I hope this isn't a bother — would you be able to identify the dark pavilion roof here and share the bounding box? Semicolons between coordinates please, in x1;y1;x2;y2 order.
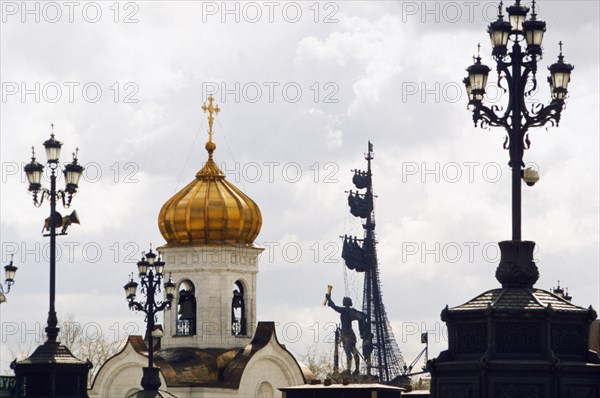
15;342;90;366
449;287;591;313
128;322;313;388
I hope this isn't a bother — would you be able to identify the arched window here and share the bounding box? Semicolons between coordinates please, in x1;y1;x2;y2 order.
176;280;196;336
232;280;246;336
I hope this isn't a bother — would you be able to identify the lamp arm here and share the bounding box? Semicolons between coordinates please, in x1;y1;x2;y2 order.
129;300;145;312
139;277;151;293
524;100;564;129
56;190;74;209
155;301;172;313
496;59;512;96
521;60;538;99
32;189;50;207
473;103;510;130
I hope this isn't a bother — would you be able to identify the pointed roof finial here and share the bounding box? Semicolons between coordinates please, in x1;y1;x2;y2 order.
531;0;537;18
31;146;36;160
498;1;504;18
50;123;55;137
474;43;482;64
202;96;221;158
559;41;563;55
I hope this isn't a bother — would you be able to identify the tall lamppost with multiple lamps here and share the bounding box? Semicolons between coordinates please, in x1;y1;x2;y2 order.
429;1;600;396
0;255;17;304
11;125;91;398
124;246;177;397
463;0;577;287
464;0;573;243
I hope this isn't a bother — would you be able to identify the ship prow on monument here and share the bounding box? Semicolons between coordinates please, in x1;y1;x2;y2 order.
324;142;428;388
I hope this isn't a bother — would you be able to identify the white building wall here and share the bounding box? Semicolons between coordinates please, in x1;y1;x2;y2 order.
159;244;262;350
89;344;167;398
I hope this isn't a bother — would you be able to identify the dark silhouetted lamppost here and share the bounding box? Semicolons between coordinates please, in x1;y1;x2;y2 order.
12;124;91;398
0;255;17;304
124;246;176;395
24;125;84;342
464;0;573;242
429;2;599;397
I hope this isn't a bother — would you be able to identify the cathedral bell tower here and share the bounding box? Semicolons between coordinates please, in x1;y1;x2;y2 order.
157;97;263;350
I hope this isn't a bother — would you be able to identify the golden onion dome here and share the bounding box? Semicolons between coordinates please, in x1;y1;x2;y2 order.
158;97;262;245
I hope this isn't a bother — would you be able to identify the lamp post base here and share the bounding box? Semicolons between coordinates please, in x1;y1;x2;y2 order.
495;240;539;288
141;367;162;391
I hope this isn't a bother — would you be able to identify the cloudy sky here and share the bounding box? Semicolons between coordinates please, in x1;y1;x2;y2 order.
1;0;598;376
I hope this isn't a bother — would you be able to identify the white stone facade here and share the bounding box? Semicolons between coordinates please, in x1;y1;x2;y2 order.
159;244;262;350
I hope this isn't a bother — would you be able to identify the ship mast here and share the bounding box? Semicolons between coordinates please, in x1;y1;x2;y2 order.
342;141;404;383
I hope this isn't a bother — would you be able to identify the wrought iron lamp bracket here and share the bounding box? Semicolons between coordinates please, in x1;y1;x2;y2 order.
524;100;564;129
32;189;49;207
473;103;509;130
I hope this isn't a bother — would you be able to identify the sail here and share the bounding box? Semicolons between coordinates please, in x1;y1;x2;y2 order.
342;235;370;272
348;191;372;219
353;170;370;189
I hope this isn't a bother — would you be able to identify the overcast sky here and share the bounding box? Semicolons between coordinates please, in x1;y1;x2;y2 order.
1;0;598;376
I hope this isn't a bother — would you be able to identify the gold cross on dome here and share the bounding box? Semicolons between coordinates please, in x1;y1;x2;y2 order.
202;96;220;144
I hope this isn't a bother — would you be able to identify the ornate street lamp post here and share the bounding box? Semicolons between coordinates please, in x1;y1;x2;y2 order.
12;125;90;398
0;255;18;304
464;0;573;242
124;246;176;395
429;3;599;396
23;125;84;342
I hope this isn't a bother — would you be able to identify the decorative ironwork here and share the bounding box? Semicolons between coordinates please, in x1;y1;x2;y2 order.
454;323;487;354
551;324;585;355
176;286;197;336
124;247;176;393
12;126;90;398
429;2;600;396
496;323;542;354
464;0;574;241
